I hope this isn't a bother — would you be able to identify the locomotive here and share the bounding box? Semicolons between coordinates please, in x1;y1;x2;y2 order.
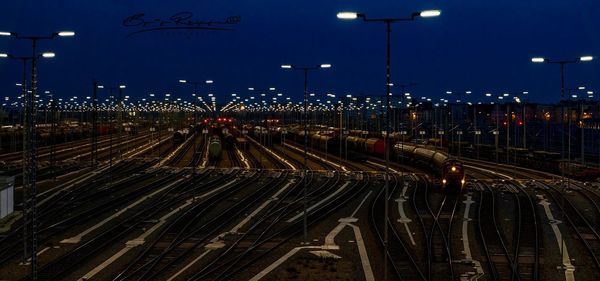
208;136;222;160
173;129;189;145
394;143;466;193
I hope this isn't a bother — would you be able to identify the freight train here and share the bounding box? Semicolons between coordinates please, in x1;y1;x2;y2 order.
287;127;466;193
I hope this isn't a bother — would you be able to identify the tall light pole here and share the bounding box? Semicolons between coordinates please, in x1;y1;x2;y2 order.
531;56;594;162
117;85;126;160
1;30;74;281
397;82;418;132
281;63;331;244
44;90;56;181
567;86;588;165
445;90;471;155
248;87;276;149
92;81;99;168
97;84;124;179
179;79;213;172
1;51;55;266
531;54;594;264
179;79;214;123
337;9;440;280
504;93;511;164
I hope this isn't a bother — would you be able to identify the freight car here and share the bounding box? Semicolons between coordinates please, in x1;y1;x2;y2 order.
365;138;385;156
309;134;368;162
252;126;281;146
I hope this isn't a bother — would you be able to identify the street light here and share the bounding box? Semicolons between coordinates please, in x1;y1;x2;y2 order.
179;78;214;120
57;31;75;37
1;29;74;280
336;12;359;19
281;63;331;244
531;57;545;63
531;55;594;99
531;54;594;264
248;87;276;149
338;10;440;280
1;50;56;266
445;90;472;155
95;84;124;172
531;55;594;166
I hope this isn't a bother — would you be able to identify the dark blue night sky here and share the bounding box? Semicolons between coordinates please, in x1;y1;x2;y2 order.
0;0;598;104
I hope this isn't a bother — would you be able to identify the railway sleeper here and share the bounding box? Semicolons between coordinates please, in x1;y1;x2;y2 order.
432;240;449;262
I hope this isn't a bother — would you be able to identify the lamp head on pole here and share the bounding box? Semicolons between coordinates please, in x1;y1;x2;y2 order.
336;12;359;20
419;10;441;18
56;31;75;37
531;57;545;63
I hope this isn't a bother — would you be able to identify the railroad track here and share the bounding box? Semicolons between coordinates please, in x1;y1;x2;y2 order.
1;130;160;164
191;171;369;280
476;182;519;280
408;174;459;280
370;172;425;281
539;181;600;273
244;147;262;169
165;133;197;167
157;170;294;279
467;156;600;279
189;136;205;168
227;148;242;167
428;193;460;280
21;169;215;280
576;185;600;231
112;169;266;280
0;131;167;186
0;129;151;162
511;180;541;281
277;141;341;171
1;171;180;265
0;160;155;263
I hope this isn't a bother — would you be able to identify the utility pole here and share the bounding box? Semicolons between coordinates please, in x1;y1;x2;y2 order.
91;81;98;168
